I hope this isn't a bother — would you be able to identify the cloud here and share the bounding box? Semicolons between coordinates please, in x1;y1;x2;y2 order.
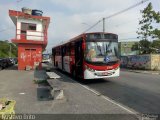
0;3;16;40
43;0;152;50
0;0;158;51
50;0;139;14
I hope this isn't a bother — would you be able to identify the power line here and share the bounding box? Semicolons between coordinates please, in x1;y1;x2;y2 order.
104;0;149;19
107;18;139;30
83;0;149;33
83;20;102;33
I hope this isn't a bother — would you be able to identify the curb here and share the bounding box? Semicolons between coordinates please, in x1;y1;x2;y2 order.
126;70;160;75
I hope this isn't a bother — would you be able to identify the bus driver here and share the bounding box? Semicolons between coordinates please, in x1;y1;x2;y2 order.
86;48;96;61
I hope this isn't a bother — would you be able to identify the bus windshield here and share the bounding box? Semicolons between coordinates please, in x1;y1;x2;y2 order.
85;41;119;64
42;54;50;59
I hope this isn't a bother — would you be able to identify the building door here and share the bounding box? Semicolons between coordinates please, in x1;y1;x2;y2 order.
25;49;32;67
25;49;37;69
75;40;83;78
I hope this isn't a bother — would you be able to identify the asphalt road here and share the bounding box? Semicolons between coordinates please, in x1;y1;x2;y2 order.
43;63;160;114
82;70;160;114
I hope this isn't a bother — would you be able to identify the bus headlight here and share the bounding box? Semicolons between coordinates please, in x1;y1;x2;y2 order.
114;67;119;70
85;65;95;72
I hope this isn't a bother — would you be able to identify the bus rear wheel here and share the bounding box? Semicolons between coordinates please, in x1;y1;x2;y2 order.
0;66;2;70
72;69;76;79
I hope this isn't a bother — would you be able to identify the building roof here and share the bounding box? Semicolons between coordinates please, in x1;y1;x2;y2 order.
9;10;50;27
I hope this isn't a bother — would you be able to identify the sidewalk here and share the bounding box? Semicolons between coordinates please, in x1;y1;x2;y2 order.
0;65;136;115
121;68;160;75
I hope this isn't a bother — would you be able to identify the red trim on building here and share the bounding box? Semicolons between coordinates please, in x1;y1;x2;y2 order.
9;9;50;48
9;9;50;70
9;10;50;22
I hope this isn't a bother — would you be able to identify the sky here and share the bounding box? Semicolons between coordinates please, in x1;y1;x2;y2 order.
0;0;160;52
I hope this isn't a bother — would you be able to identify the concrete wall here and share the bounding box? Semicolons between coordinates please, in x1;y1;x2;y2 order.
121;54;160;70
151;55;160;70
18;44;42;70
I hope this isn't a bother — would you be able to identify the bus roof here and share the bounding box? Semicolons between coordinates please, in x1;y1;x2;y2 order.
52;32;118;49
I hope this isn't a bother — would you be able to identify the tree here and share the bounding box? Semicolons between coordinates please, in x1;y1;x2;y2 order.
0;40;18;58
131;40;152;54
139;40;152;54
131;42;139;51
137;2;160;54
137;2;154;41
151;11;160;39
152;28;160;39
151;40;160;53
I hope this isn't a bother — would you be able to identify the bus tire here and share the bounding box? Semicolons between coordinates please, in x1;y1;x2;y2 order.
56;62;58;67
0;66;2;70
72;67;76;79
73;70;76;78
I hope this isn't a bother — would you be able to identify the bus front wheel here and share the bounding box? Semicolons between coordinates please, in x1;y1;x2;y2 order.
72;68;76;79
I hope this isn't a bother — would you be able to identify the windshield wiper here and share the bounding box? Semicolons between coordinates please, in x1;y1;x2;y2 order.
105;42;112;55
95;42;103;56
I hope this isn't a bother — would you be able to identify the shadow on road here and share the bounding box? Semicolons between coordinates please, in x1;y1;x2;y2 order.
52;68;109;85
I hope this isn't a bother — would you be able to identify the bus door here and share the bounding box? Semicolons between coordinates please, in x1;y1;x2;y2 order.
62;47;64;70
75;40;83;77
52;49;56;66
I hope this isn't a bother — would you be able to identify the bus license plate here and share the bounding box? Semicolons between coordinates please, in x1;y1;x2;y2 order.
102;72;108;75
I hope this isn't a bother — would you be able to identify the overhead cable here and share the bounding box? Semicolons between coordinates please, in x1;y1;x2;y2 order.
83;0;149;33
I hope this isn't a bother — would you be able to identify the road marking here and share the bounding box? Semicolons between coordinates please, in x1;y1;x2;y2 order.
125;70;160;75
80;84;138;114
54;70;138;114
80;84;101;96
101;95;136;114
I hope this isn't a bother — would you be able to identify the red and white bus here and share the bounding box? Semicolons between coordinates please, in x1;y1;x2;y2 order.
52;32;120;79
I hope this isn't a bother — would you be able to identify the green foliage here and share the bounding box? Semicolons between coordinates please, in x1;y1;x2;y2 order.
151;40;160;53
152;29;160;39
152;40;160;48
131;42;139;51
139;40;152;54
132;40;160;54
0;40;18;58
136;2;160;54
137;3;154;40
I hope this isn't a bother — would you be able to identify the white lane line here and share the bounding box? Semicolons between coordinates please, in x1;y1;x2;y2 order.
80;84;138;114
55;70;138;114
80;84;101;96
101;95;136;114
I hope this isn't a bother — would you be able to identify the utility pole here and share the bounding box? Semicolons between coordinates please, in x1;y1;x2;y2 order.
103;18;105;33
103;18;105;38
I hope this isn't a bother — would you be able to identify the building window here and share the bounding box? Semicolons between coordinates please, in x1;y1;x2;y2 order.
28;24;36;31
21;23;28;34
21;23;37;31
